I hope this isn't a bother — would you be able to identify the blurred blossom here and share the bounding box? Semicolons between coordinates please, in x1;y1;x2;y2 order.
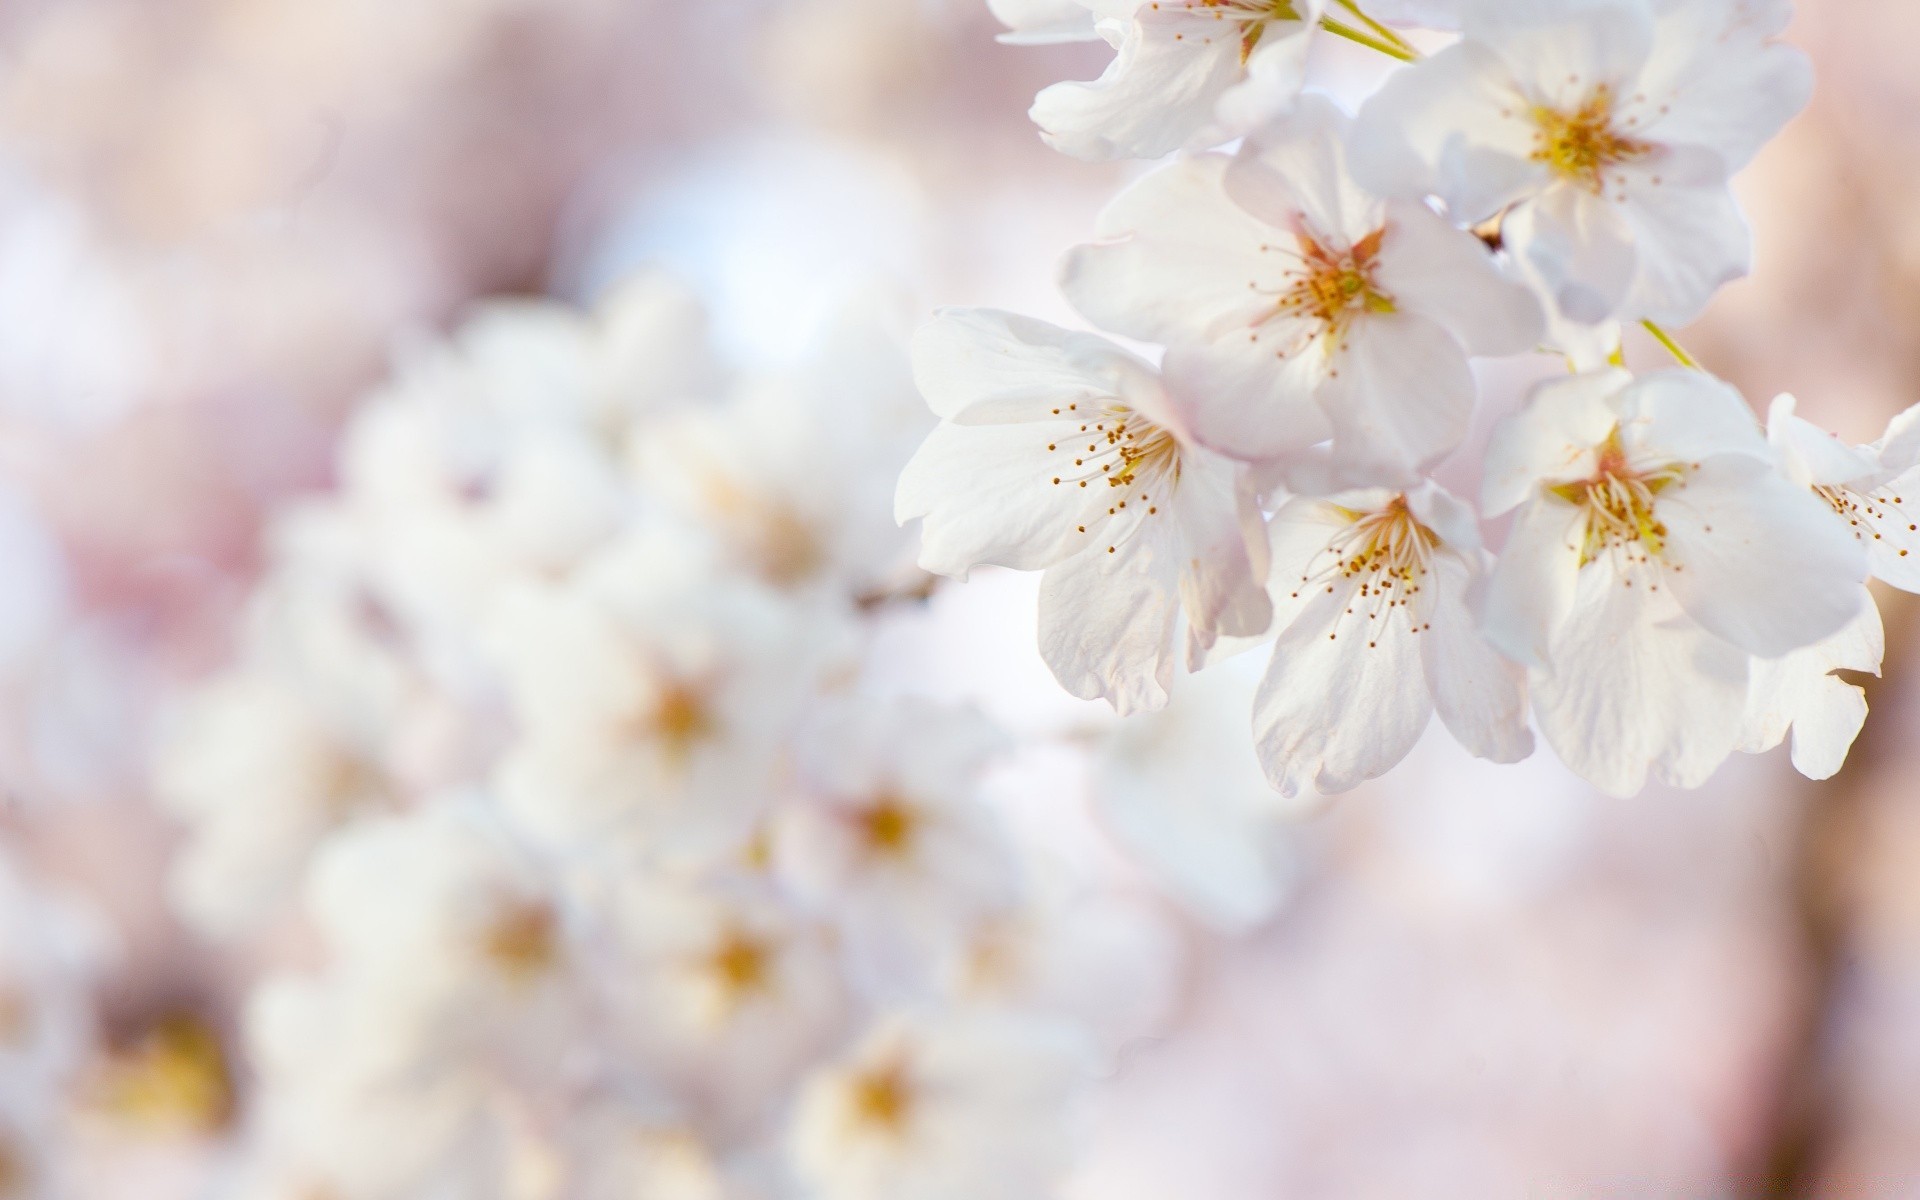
6;0;1920;1196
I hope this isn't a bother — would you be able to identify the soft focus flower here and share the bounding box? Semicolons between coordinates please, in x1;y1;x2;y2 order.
1352;0;1811;324
897;308;1270;713
1061;97;1541;488
772;698;1019;990
489;524;835;861
787;1010;1094;1200
1480;368;1864;793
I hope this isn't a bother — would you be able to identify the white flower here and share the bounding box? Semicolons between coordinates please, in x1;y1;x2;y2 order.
1480;368;1864;795
1734;392;1920;779
1060;97;1541;490
787;1010;1094;1200
1255;483;1533;796
636;304;932;597
1766;394;1920;591
596;873;849;1134
1739;592;1880;781
488;524;835;860
1024;0;1329;161
896;308;1271;714
1093;664;1311;934
1351;0;1811;325
302;801;584;1079
771;698;1018;993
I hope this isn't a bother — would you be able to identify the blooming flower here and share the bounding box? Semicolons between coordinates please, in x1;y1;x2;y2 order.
488;523;836;860
1016;0;1329;161
1351;0;1811;324
771;698;1019;990
787;1010;1094;1200
896;308;1271;714
636;304;932;598
1060;96;1541;489
1254;483;1532;795
1480;368;1864;795
1735;393;1920;778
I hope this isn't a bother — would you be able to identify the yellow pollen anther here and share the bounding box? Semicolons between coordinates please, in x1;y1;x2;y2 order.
1548;429;1684;567
855;794;919;857
849;1061;914;1135
483;900;561;981
1531;87;1650;193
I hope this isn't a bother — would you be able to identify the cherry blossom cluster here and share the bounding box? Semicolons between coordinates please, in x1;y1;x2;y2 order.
151;279;1180;1198
905;0;1920;796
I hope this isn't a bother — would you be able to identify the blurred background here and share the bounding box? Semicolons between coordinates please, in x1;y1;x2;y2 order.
1;0;1919;1195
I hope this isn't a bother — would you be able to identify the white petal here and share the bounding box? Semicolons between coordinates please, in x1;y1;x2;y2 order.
1225;94;1380;247
1423;554;1534;763
991;0;1099;43
1480;497;1587;668
1506;183;1639;324
1162;334;1334;464
1740;587;1881;781
1212;4;1324;136
1765;393;1878;489
1349;41;1544;220
1532;560;1747;796
1617;171;1750;326
1037;538;1181;714
1172;451;1272;654
1253;584;1433;796
1659;455;1867;657
1630;9;1810;172
1060;154;1283;346
896;421;1114;575
1857;478;1920;593
1029;8;1249;160
1373;199;1544;356
1464;0;1655;108
1618;368;1769;466
1480;368;1627;516
1314;310;1476;486
910;308;1152;424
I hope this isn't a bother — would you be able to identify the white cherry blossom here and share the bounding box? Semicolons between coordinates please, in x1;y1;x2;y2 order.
896;308;1271;714
1735;392;1920;779
1352;0;1812;325
771;698;1019;992
488;523;836;860
1022;0;1330;161
1060;96;1542;490
1767;393;1920;591
1480;368;1864;795
787;1010;1094;1200
1255;482;1532;795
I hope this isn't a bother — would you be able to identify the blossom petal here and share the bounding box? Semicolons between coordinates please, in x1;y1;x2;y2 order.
1532;561;1748;796
1480;497;1587;669
1349;40;1544;220
1225;93;1380;246
896;420;1114;575
1506;183;1639;324
1481;368;1628;516
1029;9;1249;160
910;308;1151;425
1423;554;1534;763
1037;539;1181;714
1740;587;1881;781
1253;584;1433;796
1060;154;1284;346
1314;311;1476;486
1659;454;1867;657
1373;198;1544;356
1617;171;1750;326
